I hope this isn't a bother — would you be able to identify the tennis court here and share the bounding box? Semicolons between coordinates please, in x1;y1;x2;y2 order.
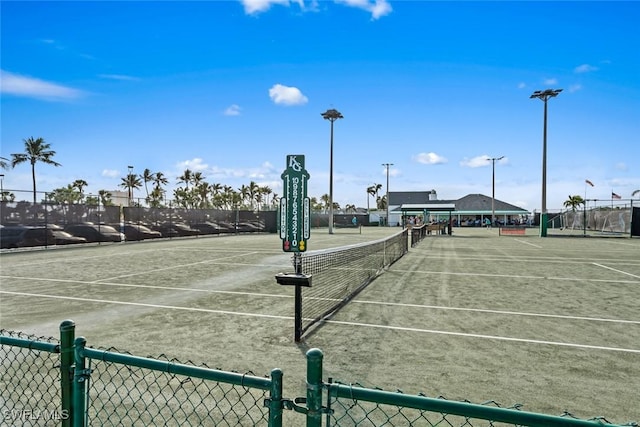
1;228;639;424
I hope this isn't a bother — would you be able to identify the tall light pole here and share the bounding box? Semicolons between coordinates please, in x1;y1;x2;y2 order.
127;165;134;206
321;108;343;234
382;163;393;226
530;88;562;237
488;156;504;227
0;174;4;202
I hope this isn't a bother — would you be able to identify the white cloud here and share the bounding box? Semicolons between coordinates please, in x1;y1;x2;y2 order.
240;0;388;17
0;69;85;101
414;152;447;165
460;155;508;168
268;83;308;106
176;158;209;172
102;169;120;178
98;74;140;81
574;64;598;73
240;0;296;14
615;162;627;171
568;84;582;93
517;82;526;89
336;0;392;19
224;104;242;116
543;78;558;86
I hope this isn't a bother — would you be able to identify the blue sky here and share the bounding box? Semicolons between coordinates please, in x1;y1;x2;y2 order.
2;0;639;212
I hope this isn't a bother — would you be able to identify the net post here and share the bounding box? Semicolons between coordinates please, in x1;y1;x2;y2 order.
294;253;303;342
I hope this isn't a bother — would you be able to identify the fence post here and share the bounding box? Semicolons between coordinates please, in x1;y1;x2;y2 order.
306;348;323;427
59;320;75;427
73;337;88;427
268;368;284;427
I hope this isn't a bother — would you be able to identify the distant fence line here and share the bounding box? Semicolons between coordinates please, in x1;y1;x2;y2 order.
0;200;374;231
1;321;636;427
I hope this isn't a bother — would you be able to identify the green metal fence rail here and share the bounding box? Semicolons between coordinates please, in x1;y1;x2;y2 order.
72;336;282;426
325;382;627;427
0;320;75;426
2;323;637;427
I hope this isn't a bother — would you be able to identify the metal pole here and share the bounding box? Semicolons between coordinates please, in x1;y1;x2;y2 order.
329;119;334;234
488;156;504;227
542;99;548;218
321;109;343;234
383;163;393;226
59;320;75;427
531;89;562;237
306;348;324;427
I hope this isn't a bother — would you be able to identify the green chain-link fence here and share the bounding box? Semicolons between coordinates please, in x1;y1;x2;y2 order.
0;329;68;426
73;337;279;426
1;322;637;427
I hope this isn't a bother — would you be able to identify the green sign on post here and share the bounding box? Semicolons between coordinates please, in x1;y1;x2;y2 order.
280;155;310;252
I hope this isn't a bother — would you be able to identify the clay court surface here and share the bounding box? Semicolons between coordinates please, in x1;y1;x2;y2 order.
1;227;639;424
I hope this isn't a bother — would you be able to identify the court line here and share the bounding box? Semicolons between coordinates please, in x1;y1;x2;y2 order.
5;275;639;324
592;263;640;279
420;254;640;265
91;251;284;282
389;269;640;285
346;299;640;325
0;276;294;299
2;290;638;354
0;291;293;321
322;319;640;354
513;239;542;248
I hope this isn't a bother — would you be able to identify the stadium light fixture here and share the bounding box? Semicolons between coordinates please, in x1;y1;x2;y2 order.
383;163;393;226
488;156;504;227
530;88;562;237
321;108;343;234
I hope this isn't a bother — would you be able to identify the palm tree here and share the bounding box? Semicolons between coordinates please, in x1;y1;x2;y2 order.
632;190;640;198
11;137;62;203
367;184;382;211
98;190;113;206
377;194;387;210
0;156;9;170
141;168;155;201
246;181;260;210
345;204;357;213
195;182;211;208
192;171;205;187
563;195;585;212
72;179;88;202
177;169;193;189
239;184;251;209
320;194;330;213
120;173;142;205
153;171;169;190
259;186;272;210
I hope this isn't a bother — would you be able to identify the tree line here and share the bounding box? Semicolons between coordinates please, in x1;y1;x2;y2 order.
2;137;391;212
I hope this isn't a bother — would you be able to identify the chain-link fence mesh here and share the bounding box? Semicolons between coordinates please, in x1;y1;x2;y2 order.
326;381;636;427
0;330;66;426
82;348;271;426
2;328;637;427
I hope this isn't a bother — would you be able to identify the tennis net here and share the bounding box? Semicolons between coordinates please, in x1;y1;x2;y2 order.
297;229;409;338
